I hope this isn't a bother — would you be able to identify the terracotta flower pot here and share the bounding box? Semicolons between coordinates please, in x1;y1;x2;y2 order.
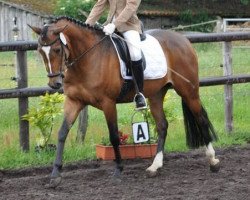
96;143;157;160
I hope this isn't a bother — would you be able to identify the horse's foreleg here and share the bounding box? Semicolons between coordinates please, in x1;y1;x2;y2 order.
146;95;168;177
48;98;82;188
102;100;123;177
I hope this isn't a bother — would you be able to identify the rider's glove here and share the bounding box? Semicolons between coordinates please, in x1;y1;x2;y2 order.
103;23;116;35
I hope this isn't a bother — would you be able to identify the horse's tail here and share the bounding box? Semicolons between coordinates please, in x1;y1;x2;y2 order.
181;100;217;149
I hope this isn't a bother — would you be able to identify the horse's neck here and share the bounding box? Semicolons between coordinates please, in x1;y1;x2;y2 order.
66;28;109;78
67;28;95;56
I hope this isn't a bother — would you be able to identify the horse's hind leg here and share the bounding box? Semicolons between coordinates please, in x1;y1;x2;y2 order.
182;97;220;172
146;91;168;176
205;142;220;172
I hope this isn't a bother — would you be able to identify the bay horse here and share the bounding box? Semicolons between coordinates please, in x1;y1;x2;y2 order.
29;16;220;188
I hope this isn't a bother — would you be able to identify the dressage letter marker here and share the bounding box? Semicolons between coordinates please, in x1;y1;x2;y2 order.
132;121;149;143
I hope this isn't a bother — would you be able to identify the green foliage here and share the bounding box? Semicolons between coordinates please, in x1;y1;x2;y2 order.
54;0;107;23
179;9;193;22
240;0;249;5
179;10;216;32
100;136;111;146
22;93;64;148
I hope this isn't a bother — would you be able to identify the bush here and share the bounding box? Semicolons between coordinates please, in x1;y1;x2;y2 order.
22;93;64;149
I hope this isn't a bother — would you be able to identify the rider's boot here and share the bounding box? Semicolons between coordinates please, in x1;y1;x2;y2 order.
131;59;147;110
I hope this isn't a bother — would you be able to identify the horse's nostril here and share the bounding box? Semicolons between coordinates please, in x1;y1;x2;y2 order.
55;82;62;89
48;82;62;89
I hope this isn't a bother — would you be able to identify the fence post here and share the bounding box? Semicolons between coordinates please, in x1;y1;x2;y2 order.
223;42;233;133
17;50;29;151
76;106;88;143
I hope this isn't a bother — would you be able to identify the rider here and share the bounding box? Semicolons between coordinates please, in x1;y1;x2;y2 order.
86;0;147;110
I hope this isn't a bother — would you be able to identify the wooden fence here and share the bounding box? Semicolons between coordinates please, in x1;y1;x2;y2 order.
0;0;49;42
0;31;250;151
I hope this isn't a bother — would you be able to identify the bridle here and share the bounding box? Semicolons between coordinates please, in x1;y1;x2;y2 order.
38;36;65;78
38;34;108;78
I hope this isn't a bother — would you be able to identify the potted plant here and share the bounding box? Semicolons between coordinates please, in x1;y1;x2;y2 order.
22;92;64;152
96;130;158;160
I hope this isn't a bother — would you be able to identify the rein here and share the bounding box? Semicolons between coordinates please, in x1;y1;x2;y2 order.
65;35;108;68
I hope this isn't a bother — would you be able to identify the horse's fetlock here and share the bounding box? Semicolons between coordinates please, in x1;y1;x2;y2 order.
54;163;63;170
110;137;120;147
117;164;124;172
58;134;68;142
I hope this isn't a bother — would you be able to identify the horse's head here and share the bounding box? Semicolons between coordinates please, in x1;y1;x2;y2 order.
29;23;69;89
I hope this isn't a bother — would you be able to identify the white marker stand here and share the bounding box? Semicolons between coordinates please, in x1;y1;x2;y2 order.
131;110;150;144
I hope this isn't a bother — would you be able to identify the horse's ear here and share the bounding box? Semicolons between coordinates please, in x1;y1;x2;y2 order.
28;24;42;35
52;25;68;35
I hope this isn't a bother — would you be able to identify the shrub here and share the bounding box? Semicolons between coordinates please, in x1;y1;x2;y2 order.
22;93;64;149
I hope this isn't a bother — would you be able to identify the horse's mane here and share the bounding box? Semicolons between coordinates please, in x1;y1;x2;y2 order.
48;16;103;32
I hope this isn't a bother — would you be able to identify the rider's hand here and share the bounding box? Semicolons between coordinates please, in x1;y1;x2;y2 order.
103;23;116;35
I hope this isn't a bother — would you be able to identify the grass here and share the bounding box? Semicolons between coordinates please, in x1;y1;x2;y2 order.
0;42;249;170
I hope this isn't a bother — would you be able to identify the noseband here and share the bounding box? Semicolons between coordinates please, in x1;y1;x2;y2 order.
38;36;66;78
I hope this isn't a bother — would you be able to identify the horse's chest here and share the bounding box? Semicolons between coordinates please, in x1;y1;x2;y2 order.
64;86;100;105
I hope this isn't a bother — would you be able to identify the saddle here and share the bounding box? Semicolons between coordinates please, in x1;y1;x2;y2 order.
111;33;146;102
110;26;168;101
111;32;146;77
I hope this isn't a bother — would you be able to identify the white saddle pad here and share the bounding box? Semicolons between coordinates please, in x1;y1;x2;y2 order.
111;34;168;80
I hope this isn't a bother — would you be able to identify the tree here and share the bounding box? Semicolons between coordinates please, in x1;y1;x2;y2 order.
54;0;107;22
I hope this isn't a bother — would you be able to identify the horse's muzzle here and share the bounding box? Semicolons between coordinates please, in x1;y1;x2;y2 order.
48;77;63;89
48;82;62;89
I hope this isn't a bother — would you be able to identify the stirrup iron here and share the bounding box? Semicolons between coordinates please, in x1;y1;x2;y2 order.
133;92;148;111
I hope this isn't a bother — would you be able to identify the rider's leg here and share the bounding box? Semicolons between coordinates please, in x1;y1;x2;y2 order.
122;30;147;110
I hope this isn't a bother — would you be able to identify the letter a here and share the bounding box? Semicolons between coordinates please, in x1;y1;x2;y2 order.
137;124;146;141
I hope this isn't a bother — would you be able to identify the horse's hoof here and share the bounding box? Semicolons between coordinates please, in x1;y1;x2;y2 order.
45;176;62;189
146;169;158;178
111;168;122;183
210;163;220;173
113;167;122;178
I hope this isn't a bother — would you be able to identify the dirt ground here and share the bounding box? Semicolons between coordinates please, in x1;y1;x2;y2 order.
0;144;249;200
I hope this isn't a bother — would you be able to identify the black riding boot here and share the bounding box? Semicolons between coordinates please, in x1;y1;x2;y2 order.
131;59;147;110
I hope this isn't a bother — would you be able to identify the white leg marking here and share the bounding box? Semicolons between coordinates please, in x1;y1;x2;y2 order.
146;151;163;173
41;46;52;73
205;143;220;166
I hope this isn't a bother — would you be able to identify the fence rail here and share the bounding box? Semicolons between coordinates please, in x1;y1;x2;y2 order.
0;74;249;99
186;31;250;43
0;40;37;51
0;87;62;99
1;31;250;51
0;31;250;151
